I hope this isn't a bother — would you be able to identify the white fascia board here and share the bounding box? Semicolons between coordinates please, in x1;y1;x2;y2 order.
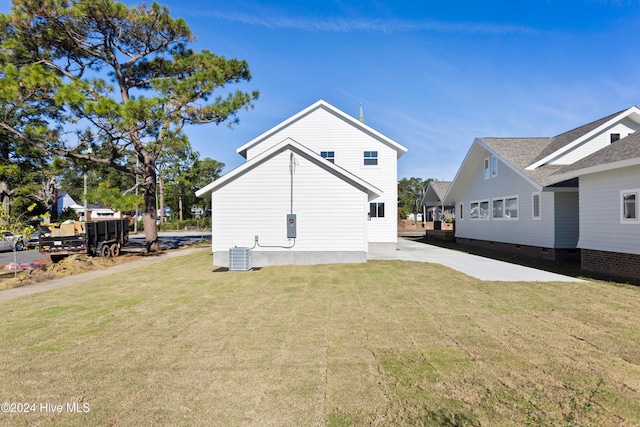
443;138;542;205
235;99;408;159
441;139;478;206
551;157;640;182
196;137;382;200
473;139;543;191
421;184;442;207
526;106;640;170
236;100;326;158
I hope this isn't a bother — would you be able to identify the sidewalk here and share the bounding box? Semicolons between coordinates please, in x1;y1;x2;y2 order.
369;238;584;282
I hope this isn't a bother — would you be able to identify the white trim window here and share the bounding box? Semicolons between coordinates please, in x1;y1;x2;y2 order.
363;151;378;166
505;196;518;219
470;200;489;220
491;196;518;220
492;198;504;219
532;192;541;220
483;157;490;179
320;151;335;163
621;189;639;223
491;156;498;177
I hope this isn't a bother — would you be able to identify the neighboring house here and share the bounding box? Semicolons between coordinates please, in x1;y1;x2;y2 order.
421;181;452;222
196;99;407;267
57;192;122;221
443;106;640;264
551;130;640;282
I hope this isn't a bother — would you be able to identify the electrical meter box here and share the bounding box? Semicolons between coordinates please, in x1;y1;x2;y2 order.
287;214;297;239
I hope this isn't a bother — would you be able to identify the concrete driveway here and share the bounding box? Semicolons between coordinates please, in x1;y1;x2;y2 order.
369;238;585;282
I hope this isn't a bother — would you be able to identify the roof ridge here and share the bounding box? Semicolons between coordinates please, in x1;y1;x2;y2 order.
552;108;626;139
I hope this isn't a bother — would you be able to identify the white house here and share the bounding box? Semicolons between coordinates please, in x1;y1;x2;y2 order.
421;181;452;222
444;106;640;263
551;130;640;282
57;192;122;221
196;100;407;267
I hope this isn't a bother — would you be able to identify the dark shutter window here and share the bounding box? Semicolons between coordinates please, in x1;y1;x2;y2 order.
369;202;385;218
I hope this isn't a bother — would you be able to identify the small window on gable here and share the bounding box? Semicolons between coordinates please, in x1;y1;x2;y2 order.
321;151;335;163
364;151;378;166
484;157;490;179
621;190;639;223
611;133;621;143
532;192;541;220
491;156;498;177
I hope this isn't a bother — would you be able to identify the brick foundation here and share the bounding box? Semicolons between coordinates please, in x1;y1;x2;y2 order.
456;238;580;263
581;249;640;284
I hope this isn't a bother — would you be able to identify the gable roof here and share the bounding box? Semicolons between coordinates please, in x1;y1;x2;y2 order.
421;181;452;207
551;130;640;180
196;138;382;201
526;106;640;170
236;99;408;159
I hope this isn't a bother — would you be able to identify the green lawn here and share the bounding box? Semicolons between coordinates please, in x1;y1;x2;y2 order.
1;249;639;426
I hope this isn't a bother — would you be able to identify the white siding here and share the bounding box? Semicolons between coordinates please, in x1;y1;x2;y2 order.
550;118;640;165
245;107;398;244
452;146;560;247
211;149;368;254
578;165;640;254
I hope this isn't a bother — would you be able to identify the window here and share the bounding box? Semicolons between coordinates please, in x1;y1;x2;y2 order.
490;196;518;219
491;156;498;177
611;133;621;143
459;203;464;220
364;151;378;166
369;202;385;218
320;151;335;163
532;192;541;220
470;202;478;219
470;200;489;220
621;189;639;223
484;157;490;179
492;199;504;219
505;197;518;218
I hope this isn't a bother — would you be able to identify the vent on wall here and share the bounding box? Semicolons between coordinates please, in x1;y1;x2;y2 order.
229;247;252;271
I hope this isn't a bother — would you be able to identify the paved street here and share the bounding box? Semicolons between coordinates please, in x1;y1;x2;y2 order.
0;231;211;267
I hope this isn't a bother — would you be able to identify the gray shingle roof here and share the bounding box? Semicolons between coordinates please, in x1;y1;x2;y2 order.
554;130;640;176
478;137;570;186
429;181;451;200
477;109;635;187
532;109;626;163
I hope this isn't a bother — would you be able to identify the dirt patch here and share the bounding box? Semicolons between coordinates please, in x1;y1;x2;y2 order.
0;253;144;290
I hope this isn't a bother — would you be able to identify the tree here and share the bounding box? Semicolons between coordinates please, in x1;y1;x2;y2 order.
398;177;433;220
0;203;37;277
0;0;258;252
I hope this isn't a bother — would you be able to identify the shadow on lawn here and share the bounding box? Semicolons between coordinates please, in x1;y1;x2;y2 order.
407;236;639;286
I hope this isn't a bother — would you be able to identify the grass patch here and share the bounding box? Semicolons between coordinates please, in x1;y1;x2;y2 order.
0;249;639;426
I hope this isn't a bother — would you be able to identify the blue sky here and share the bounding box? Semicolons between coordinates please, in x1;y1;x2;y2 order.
4;0;640;181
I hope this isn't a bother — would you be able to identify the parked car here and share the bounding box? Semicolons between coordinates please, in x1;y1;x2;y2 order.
0;231;28;252
27;232;39;249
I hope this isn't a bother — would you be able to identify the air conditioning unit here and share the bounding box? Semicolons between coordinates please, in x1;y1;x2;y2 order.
229;247;251;271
